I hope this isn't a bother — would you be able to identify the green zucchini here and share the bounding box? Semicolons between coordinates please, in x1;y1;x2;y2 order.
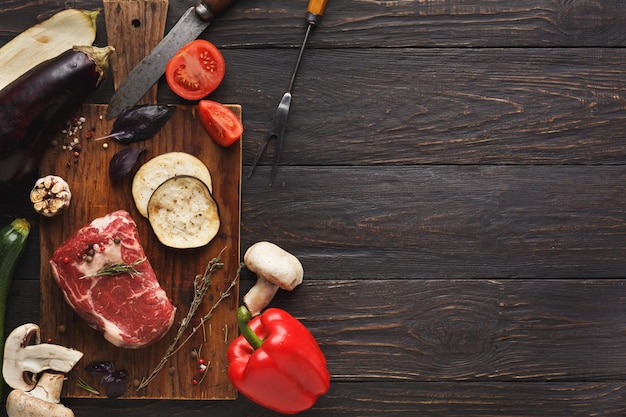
0;218;30;398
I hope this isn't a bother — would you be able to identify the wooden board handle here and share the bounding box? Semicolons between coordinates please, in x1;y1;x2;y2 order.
103;0;169;104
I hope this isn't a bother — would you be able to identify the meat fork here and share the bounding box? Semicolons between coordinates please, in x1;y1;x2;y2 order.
247;89;292;186
247;0;329;185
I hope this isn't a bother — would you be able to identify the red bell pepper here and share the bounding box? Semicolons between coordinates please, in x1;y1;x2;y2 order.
227;306;330;414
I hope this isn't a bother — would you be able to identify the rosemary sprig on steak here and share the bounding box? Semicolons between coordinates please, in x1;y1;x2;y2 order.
82;257;145;279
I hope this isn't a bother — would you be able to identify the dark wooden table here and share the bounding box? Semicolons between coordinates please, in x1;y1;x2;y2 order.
2;0;626;415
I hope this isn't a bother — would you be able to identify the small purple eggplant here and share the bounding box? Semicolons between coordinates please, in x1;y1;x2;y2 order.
0;46;113;183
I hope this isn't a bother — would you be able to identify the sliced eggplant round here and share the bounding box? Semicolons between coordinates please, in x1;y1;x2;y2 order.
132;152;213;218
147;175;220;249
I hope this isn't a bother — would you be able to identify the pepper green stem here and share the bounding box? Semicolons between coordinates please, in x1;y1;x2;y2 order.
237;306;264;350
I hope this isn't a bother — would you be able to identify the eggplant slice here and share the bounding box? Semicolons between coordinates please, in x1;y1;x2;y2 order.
132;152;213;218
147;175;220;249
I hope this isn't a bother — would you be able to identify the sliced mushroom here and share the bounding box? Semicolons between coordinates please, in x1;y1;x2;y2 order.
6;372;75;417
243;241;304;316
2;323;83;392
30;175;71;217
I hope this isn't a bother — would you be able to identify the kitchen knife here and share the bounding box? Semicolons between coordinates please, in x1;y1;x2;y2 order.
106;0;236;119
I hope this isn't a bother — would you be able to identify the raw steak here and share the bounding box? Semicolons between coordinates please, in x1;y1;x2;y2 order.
50;209;175;348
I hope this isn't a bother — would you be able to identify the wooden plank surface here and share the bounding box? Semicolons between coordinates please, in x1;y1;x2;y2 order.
241;166;626;279
2;0;626;49
1;0;626;415
38;104;241;399
60;382;626;416
185;48;626;167
166;0;626;48
7;279;626;414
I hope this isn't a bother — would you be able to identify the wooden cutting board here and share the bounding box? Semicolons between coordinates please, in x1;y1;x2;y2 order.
38;0;240;400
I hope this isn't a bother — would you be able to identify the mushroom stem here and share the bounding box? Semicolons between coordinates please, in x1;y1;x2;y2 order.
28;372;65;403
243;277;280;317
243;241;304;316
6;372;75;417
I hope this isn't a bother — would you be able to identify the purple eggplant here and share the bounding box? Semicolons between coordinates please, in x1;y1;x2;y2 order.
0;45;114;183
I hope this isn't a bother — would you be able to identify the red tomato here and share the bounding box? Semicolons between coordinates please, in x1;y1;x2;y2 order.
165;40;225;101
198;100;243;147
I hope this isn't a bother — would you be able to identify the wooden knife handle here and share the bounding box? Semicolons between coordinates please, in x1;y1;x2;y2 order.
196;0;237;21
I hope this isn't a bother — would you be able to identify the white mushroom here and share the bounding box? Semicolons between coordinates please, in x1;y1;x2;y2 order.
2;323;83;392
243;241;304;316
6;372;74;417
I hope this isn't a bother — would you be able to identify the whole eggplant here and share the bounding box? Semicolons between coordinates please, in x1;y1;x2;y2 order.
0;45;114;183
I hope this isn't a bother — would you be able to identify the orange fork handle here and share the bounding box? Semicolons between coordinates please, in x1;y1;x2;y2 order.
306;0;328;24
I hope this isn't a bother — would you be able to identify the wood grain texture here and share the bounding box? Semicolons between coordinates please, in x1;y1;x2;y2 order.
282;280;626;382
6;279;626;415
240;166;626;279
1;0;626;415
165;0;626;48
5;165;626;282
55;382;626;416
201;48;626;167
23;278;626;381
2;0;626;48
103;0;169;103
37;104;241;400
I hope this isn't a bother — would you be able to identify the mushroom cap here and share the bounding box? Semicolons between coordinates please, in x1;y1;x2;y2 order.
244;241;304;290
3;323;83;392
3;323;41;391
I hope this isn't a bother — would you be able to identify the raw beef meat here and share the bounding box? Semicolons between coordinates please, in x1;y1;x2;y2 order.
50;210;176;348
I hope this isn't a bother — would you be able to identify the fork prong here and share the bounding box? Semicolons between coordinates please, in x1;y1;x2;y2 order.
270;135;284;186
247;133;273;179
268;93;292;185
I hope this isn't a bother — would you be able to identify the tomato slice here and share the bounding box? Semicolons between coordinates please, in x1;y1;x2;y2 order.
198;100;243;147
165;40;225;101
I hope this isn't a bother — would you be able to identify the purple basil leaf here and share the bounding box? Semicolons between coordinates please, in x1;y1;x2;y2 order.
100;374;116;384
113;369;129;381
105;380;128;398
109;148;145;181
110;104;176;144
85;361;115;375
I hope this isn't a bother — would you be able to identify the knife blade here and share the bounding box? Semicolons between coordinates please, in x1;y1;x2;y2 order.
106;0;236;119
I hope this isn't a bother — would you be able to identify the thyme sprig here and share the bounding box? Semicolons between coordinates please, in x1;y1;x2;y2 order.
81;258;145;279
136;248;240;391
174;271;239;355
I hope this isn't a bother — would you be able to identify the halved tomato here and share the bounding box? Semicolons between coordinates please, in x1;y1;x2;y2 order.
198;100;243;147
165;39;225;101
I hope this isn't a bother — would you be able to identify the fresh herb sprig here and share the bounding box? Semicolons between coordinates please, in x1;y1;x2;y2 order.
81;258;145;279
76;376;100;395
136;248;240;391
